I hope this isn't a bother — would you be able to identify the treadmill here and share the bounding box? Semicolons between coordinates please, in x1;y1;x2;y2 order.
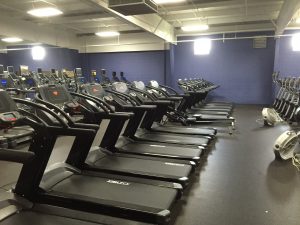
177;79;233;110
0;65;33;147
131;80;234;133
0;90;181;225
133;79;234;127
79;83;204;164
34;84;194;187
109;82;212;147
166;79;235;126
0;192;152;225
131;80;217;136
148;80;231;116
0;98;156;225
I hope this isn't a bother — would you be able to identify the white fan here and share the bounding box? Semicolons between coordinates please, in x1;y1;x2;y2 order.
273;131;299;160
262;108;283;126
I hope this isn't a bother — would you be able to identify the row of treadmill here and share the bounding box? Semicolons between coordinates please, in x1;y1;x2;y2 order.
262;72;300;169
0;65;235;225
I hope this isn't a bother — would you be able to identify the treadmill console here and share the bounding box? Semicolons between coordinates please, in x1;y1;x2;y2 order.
0;91;23;127
0;112;20;122
1;79;7;87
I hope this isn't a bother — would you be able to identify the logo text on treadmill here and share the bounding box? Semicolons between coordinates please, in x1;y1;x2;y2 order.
165;162;185;166
107;180;130;185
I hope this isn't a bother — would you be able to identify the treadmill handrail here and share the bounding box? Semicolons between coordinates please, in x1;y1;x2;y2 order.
158;84;180;95
106;89;139;106
6;88;36;94
34;94;74;126
146;85;169;97
13;98;69;128
70;92;110;114
128;87;156;101
0;148;35;164
18;108;47;126
80;92;116;113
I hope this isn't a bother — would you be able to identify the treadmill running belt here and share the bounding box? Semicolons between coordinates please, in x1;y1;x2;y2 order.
52;175;177;209
0;211;100;225
139;133;209;146
193;114;229;119
152;126;216;136
121;143;202;158
94;156;192;177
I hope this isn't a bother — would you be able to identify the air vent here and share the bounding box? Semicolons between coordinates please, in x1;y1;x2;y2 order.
253;37;267;49
108;0;157;15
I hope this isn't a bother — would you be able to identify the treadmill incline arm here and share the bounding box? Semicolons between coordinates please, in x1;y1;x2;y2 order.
106;89;139;106
158;84;180;95
70;92;109;114
13;98;69;128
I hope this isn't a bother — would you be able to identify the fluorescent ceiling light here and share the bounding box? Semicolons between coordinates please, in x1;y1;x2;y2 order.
153;0;185;4
181;24;209;32
194;38;211;55
292;33;300;51
27;7;63;17
95;31;120;37
32;46;46;60
296;18;300;24
1;37;23;43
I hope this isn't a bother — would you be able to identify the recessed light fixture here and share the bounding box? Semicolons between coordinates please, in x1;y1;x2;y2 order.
95;31;120;37
181;24;209;32
27;7;63;17
1;37;23;43
153;0;185;4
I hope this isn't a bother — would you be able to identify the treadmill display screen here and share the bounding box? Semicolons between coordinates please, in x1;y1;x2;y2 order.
75;68;82;76
3;113;16;121
20;65;29;75
1;79;7;86
7;66;14;73
26;79;34;85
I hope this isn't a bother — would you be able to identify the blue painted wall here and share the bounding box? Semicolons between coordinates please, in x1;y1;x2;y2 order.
6;45;80;72
0;53;8;67
80;51;166;84
169;34;276;104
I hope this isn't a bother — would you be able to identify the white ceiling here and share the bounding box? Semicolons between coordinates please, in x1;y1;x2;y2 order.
0;0;299;52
